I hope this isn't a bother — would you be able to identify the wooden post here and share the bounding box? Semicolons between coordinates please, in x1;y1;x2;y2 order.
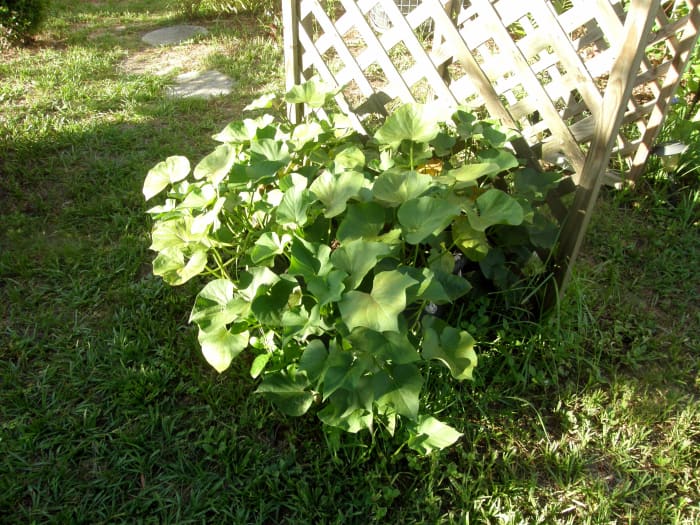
283;0;304;123
550;0;662;303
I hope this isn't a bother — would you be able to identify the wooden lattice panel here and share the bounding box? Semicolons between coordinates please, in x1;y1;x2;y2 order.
286;0;699;183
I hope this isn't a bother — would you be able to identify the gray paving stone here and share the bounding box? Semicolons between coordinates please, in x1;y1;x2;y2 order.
142;25;209;46
167;70;234;99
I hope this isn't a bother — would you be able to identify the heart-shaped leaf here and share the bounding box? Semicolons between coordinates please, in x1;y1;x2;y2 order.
398;197;461;244
193;144;236;185
285;77;337;108
371;169;434;207
338;270;417;333
466;189;524;232
375;103;441;149
336;202;386;241
256;367;314;416
422;316;477;380
152;246;208;286
309;170;364;218
189;278;251;331
143;156;190;200
330;238;395;290
407;415;463;454
452;216;490;261
198;326;249;373
250;232;292;265
372;363;423;419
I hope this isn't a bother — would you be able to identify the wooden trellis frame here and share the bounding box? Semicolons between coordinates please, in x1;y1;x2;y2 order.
283;0;700;297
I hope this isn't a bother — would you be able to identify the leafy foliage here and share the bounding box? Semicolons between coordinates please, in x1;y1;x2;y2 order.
144;79;561;452
0;0;50;46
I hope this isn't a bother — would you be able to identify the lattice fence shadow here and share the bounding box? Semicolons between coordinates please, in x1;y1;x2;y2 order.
283;0;700;296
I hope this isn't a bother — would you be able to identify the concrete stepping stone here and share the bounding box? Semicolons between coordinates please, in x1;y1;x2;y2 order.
167;70;234;99
142;25;209;46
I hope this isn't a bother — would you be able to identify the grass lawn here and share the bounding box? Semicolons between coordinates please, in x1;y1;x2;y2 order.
1;1;699;523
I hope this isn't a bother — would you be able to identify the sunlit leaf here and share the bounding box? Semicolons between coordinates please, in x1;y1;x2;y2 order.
309;170;364;218
250;232;292;265
284;77;338;108
189;278;250;330
375;103;441;149
143;156;190;201
198;326;249;373
398;197;460;244
422;316;477;380
371;169;434;206
338;270;417;333
152;246;207;286
244;93;277;111
193;144;236;185
330;238;395;290
466;189;524;232
407;415;463;454
452;215;490;261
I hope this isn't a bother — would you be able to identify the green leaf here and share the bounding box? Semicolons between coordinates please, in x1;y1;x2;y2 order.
407;415;463;454
190;278;251;331
152;246;208;286
374;103;441;149
333;146;365;171
466;189;524;232
452;215;490;261
372;363;423;419
198;326;249;373
527;213;560;249
441;162;501;186
322;350;366;400
251;277;297;326
285;77;337;108
330;238;395;290
143;156;190;201
288;237;332;281
244;93;277;111
250;232;292;265
256;367;314;416
348;328;420;364
212;115;275;143
371;169;434;206
290;122;324;149
478;147;520;172
307;269;347;306
250;353;271;378
422;316;477;380
397;267;452;305
193;144;236;185
277;184;314;229
336;201;386;241
513;168;562;200
431;269;472;301
298;339;328;385
250;138;291;163
238;266;279;302
309;170;364;218
319;385;374;433
398;197;461;244
338;270;417;333
151;216;199;251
